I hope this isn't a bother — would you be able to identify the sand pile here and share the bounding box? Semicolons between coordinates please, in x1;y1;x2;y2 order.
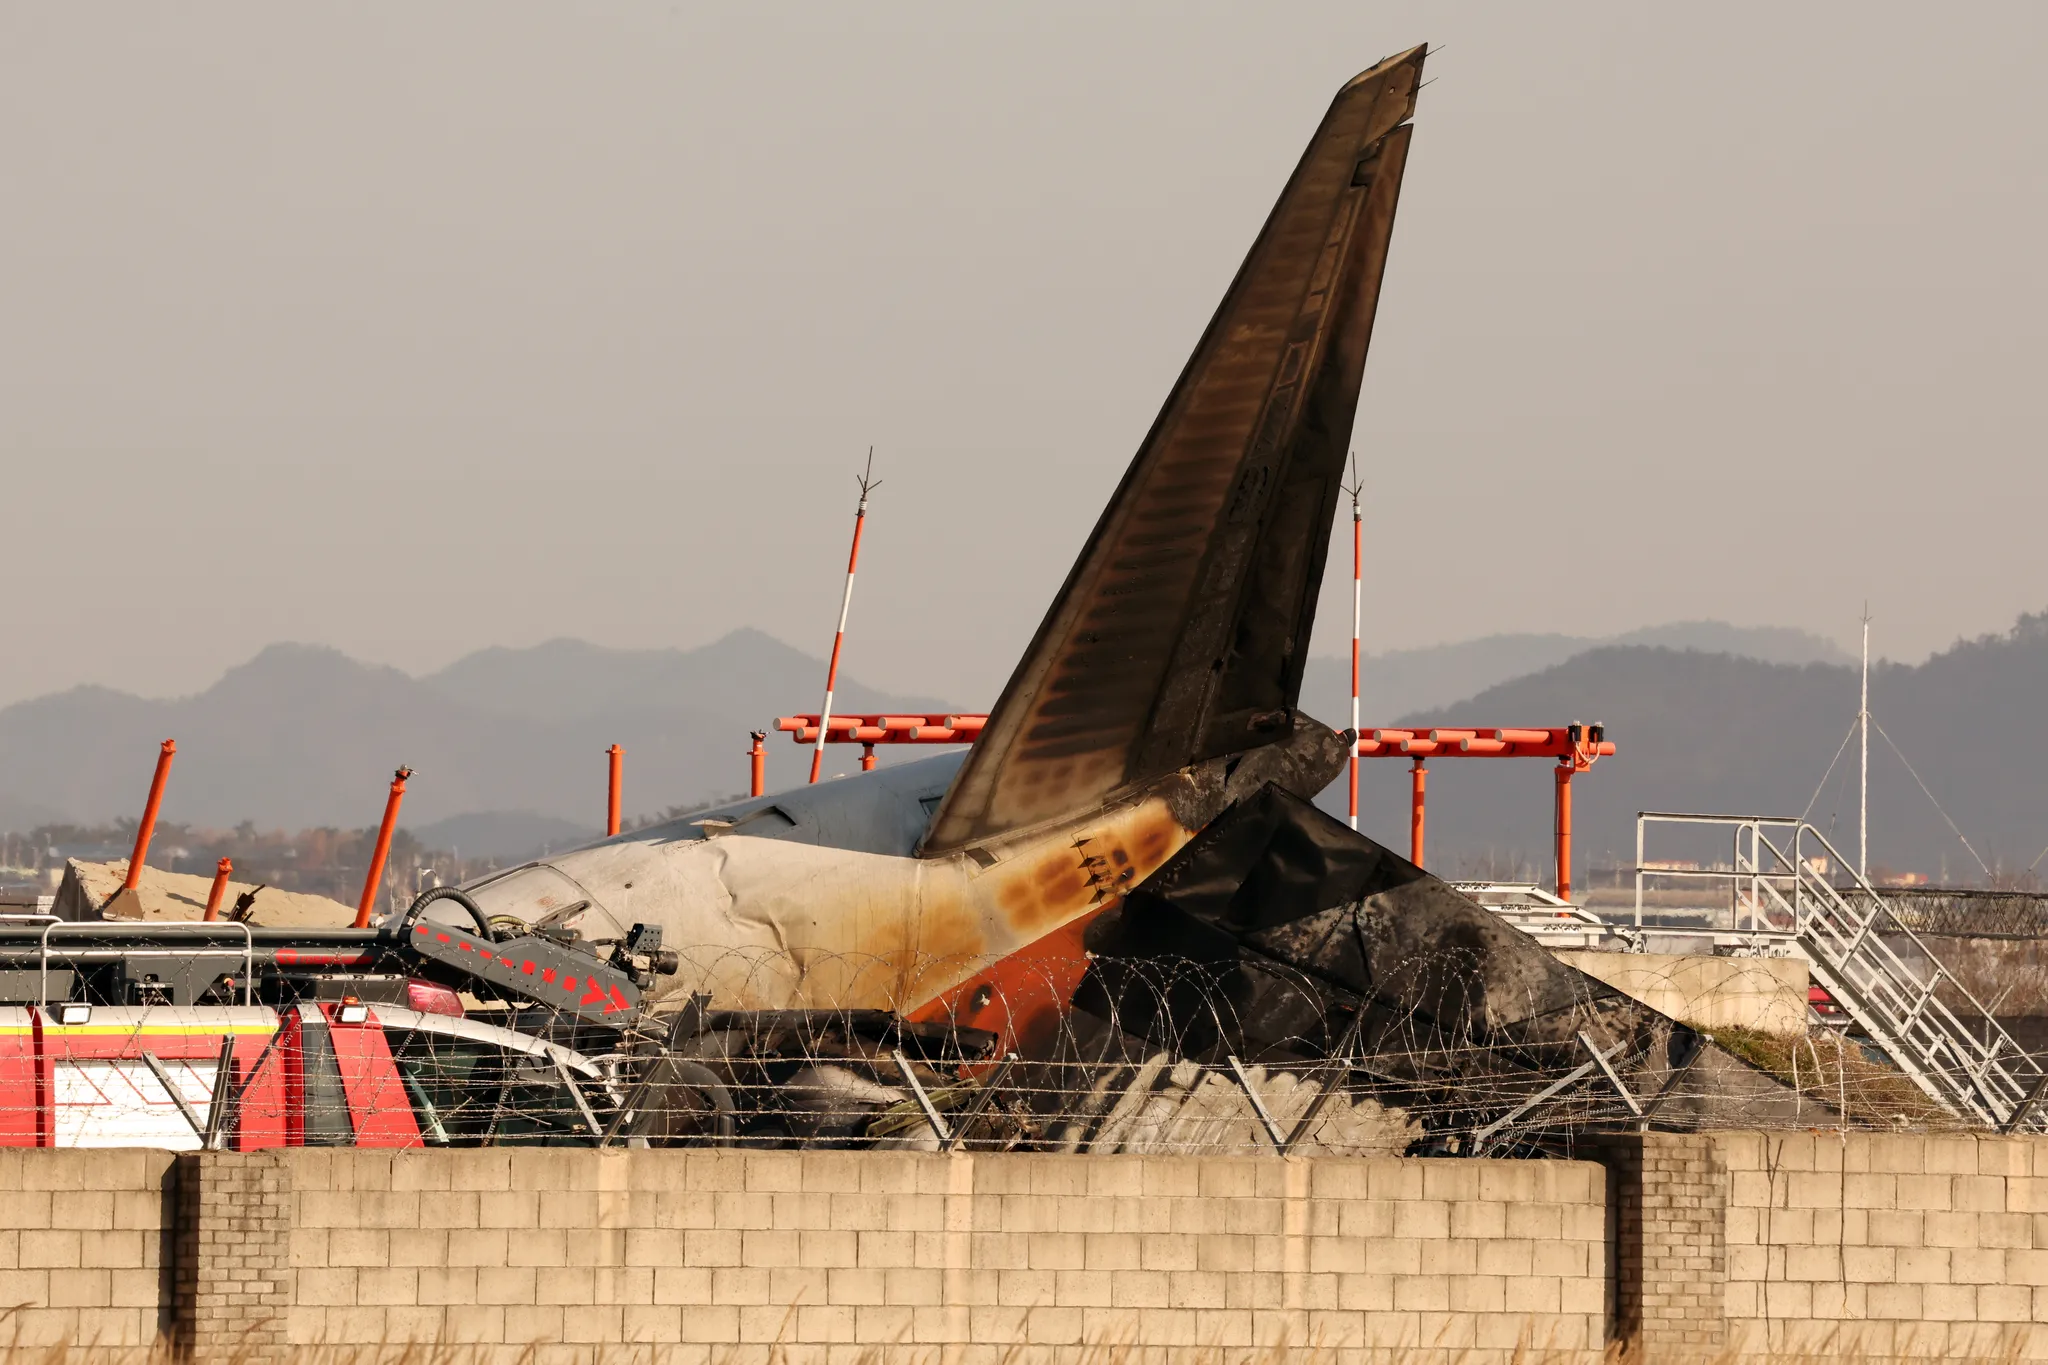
50;858;358;928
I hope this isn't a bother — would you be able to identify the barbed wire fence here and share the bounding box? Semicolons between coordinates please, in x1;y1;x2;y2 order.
30;945;1985;1158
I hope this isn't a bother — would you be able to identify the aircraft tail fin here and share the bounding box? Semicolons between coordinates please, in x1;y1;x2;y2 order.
923;47;1424;856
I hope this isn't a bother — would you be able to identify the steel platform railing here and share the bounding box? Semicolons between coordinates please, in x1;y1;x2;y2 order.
1636;812;2048;1131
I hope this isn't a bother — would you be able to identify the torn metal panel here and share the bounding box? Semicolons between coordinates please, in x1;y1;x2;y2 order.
1079;784;1810;1143
924;47;1426;856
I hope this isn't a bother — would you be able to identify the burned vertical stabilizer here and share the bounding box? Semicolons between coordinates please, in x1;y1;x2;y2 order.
924;47;1427;856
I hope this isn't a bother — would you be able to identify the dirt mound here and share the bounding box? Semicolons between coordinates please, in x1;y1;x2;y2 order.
50;857;357;928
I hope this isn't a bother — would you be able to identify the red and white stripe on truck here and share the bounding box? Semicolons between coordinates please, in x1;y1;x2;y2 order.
0;1001;605;1149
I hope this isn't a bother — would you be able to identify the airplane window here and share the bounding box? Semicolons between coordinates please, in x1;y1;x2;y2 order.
531;898;626;947
466;865;613;939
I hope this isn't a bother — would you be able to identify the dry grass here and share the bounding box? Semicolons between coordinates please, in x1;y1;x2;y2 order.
1706;1024;1962;1130
0;1302;2035;1364
0;1339;2034;1365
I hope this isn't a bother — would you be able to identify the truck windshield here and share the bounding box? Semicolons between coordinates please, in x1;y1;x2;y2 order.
388;1032;498;1143
387;1027;601;1146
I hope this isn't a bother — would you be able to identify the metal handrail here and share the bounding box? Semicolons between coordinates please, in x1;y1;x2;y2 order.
1635;812;1829;933
37;921;255;1007
1788;849;2036;1126
1635;811;2046;1129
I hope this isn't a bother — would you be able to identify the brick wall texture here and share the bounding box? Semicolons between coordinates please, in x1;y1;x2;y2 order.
1595;1133;1729;1355
174;1149;293;1363
1;1135;2048;1360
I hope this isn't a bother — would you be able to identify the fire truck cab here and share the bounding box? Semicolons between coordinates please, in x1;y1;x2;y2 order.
0;1000;615;1150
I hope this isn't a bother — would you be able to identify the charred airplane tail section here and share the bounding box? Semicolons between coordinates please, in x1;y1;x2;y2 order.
1075;785;1809;1148
923;48;1426;856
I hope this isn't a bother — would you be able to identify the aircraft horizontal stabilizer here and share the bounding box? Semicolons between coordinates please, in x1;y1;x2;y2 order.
924;46;1426;855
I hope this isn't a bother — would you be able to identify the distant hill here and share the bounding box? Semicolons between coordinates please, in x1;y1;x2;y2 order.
1298;621;1852;725
1325;613;2048;885
10;614;2001;883
0;631;948;845
420;629;918;724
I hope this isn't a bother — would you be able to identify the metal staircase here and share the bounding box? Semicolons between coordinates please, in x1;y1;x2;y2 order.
1638;813;2048;1132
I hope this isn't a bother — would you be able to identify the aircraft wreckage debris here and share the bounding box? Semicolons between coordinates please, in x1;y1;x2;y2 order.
29;45;1986;1152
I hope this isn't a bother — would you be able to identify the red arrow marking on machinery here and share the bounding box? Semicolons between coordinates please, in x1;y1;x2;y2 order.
604;985;630;1015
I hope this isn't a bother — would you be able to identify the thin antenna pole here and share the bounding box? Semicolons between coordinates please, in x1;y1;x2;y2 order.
1343;454;1363;831
1860;607;1870;881
811;448;880;784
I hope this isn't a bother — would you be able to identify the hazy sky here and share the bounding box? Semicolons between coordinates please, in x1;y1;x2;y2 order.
4;3;2044;712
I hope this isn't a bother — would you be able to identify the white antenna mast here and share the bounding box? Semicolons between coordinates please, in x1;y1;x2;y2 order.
1859;605;1870;881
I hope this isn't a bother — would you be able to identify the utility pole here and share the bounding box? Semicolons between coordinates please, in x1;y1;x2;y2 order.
1859;607;1870;882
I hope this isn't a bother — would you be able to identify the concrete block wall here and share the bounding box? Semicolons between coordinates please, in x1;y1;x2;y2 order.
1714;1131;2048;1359
285;1149;1608;1363
16;1133;2048;1359
1556;952;1810;1036
0;1148;172;1349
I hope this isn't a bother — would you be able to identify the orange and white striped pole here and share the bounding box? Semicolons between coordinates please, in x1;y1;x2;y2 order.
810;449;879;784
1345;456;1363;831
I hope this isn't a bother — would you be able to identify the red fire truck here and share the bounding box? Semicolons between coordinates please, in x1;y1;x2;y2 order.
0;1000;615;1150
0;887;650;1149
0;886;995;1152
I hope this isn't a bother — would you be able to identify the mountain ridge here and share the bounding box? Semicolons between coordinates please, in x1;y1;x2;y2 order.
6;617;1997;879
0;630;946;833
1298;620;1851;726
1326;613;2048;883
